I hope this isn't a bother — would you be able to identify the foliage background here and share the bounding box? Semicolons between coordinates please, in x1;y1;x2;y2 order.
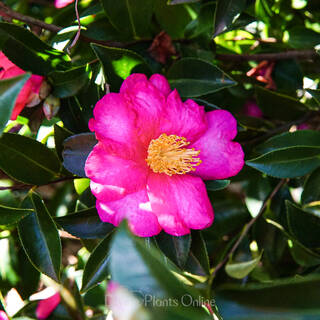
0;0;320;319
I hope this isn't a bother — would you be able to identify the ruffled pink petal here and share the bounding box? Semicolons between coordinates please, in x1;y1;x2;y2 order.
30;75;44;94
85;143;148;200
0;52;16;70
147;173;213;236
149;74;171;97
54;0;74;8
11;79;33;120
191;110;244;180
119;73;148;94
90;181;126;202
125;79;166;144
36;292;60;320
0;311;9;320
96;190;161;237
158;90;207;142
89;93;144;159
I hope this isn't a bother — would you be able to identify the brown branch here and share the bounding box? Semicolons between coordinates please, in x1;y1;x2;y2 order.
210;179;288;279
0;2;62;33
216;50;318;62
0;176;80;191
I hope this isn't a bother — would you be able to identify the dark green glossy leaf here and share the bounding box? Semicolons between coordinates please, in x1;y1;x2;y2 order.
255;86;305;120
301;167;320;205
0;205;32;225
54;124;73;161
81;234;112;292
154;0;193;39
289;240;320;267
225;252;262;279
100;0;153;38
213;0;246;38
205;180;230;191
0;74;30;136
62;133;97;177
286;201;320;249
218;273;320;310
167;58;236;97
247;147;320;178
155;232;191;269
287;27;320;49
91;43;151;92
55;207;114;239
49;65;90;98
0;22;70;75
18;192;61;281
0;133;61;185
185;231;210;276
169;0;200;4
247;131;320;178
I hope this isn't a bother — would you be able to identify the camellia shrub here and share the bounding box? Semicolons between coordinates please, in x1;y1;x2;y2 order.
0;0;320;319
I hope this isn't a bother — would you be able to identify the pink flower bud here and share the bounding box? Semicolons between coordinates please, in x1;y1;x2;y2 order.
0;311;9;320
54;0;74;8
36;292;61;320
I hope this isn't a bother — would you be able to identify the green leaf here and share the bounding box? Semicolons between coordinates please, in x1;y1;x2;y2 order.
18;192;61;281
205;180;230;191
167;58;236;97
49;65;90;98
247;147;320;178
217;273;320;310
213;0;247;38
255;86;305;120
287;26;320;49
100;0;153;38
0;133;61;185
155;233;191;268
0;205;32;225
288;240;320;267
185;231;210;276
286;200;320;249
54;124;73;161
55;207;114;239
169;0;200;4
0;74;30;136
62;133;97;177
0;22;70;75
81;234;112;292
154;0;193;39
91;43;151;92
255;0;273;24
225;252;263;279
301;167;320;205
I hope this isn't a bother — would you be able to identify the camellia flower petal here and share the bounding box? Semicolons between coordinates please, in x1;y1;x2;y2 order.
0;311;9;320
0;52;44;120
36;292;61;320
85;73;244;237
54;0;74;8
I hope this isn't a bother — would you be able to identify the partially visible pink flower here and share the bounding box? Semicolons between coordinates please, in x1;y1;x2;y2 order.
247;60;276;90
0;52;44;120
0;311;9;320
85;73;244;237
55;0;74;8
36;292;60;320
243;100;263;118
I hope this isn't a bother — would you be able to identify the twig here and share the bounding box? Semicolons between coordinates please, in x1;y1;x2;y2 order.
67;0;81;53
0;2;62;33
210;179;287;279
0;176;80;191
216;50;318;62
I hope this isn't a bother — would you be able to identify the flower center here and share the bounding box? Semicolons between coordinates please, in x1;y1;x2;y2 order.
146;133;201;176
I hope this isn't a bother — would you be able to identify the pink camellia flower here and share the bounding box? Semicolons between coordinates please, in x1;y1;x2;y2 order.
0;311;9;320
0;52;44;120
54;0;74;8
36;292;61;320
85;74;244;237
243;100;263;118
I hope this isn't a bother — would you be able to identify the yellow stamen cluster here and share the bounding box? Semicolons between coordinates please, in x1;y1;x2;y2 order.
146;133;201;176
